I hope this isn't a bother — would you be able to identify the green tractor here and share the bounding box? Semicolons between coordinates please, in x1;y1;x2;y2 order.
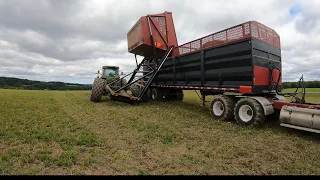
99;66;122;84
90;66;126;102
90;66;144;102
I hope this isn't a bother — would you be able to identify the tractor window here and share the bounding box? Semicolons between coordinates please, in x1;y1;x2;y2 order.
105;69;118;77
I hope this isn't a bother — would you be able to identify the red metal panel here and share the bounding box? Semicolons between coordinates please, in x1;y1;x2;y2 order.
271;100;320;111
272;69;282;85
175;21;280;57
253;66;282;86
253;66;269;86
148;17;167;51
250;21;280;49
162;12;178;49
127;11;178;57
239;86;252;94
127;18;144;52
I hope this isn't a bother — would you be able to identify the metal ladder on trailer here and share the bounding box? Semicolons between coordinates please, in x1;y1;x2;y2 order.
107;46;174;104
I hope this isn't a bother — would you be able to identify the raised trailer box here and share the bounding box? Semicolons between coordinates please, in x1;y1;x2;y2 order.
127;11;178;57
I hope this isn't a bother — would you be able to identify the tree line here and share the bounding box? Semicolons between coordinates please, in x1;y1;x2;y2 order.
282;81;320;89
1;76;319;91
0;77;92;90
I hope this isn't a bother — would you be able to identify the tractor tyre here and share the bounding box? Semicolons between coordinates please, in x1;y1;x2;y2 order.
234;97;266;127
210;95;235;121
114;78;128;90
130;83;148;101
103;88;111;96
130;83;142;97
90;78;106;102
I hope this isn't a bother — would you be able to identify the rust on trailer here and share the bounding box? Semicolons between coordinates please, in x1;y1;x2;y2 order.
174;21;280;57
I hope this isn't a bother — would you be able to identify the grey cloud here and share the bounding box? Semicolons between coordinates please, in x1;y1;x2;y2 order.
0;0;319;84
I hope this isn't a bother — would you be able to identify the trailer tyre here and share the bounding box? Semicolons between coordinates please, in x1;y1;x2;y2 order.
210;95;235;121
90;78;106;102
176;90;184;101
147;89;152;99
151;88;164;100
234;97;265;126
165;90;184;101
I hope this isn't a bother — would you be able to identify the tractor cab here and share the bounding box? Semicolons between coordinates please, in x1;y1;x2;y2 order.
100;66;120;79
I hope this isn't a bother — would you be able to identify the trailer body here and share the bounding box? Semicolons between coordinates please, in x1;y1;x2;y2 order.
151;21;282;95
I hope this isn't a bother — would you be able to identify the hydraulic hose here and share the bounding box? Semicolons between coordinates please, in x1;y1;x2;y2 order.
274;66;283;96
270;65;290;97
273;66;305;103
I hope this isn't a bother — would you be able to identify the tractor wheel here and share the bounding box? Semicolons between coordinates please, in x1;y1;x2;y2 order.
151;88;164;100
130;83;148;101
130;83;142;97
103;89;111;96
114;79;128;90
90;78;106;102
120;79;128;91
234;97;266;126
210;95;235;121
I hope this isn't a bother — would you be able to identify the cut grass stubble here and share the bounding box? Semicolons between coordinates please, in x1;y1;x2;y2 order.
0;89;320;175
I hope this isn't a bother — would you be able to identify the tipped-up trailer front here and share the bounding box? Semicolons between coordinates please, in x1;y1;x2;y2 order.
91;11;320;134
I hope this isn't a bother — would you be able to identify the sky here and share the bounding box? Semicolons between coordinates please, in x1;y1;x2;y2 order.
0;0;319;84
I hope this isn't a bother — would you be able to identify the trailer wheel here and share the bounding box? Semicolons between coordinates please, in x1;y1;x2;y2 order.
175;90;184;101
210;95;235;121
147;89;152;99
90;78;106;102
234;97;265;126
151;88;164;100
165;90;184;101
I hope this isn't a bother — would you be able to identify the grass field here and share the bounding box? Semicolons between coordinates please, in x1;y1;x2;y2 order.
1;89;320;175
284;88;320;93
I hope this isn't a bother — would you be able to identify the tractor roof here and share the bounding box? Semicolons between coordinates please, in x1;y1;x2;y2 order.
102;66;119;69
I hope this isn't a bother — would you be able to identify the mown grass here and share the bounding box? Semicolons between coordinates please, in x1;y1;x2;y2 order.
0;89;320;175
282;88;320;103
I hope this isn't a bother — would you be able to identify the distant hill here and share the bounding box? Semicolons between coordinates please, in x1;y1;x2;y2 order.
0;77;92;90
